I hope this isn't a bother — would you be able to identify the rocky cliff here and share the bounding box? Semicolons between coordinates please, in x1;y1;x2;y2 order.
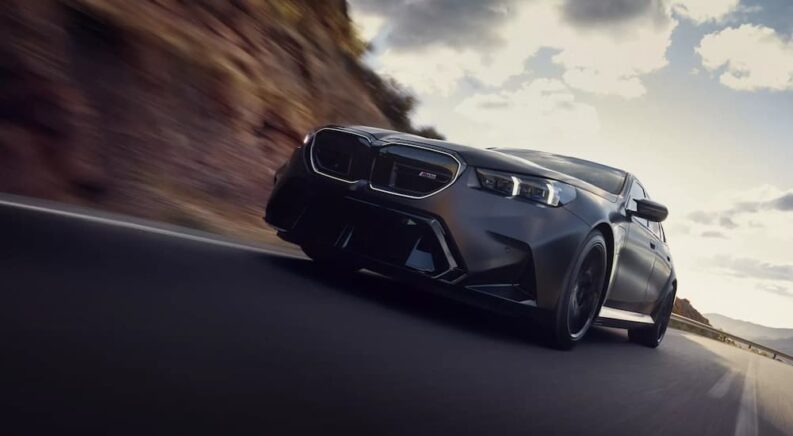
0;0;429;241
673;298;710;325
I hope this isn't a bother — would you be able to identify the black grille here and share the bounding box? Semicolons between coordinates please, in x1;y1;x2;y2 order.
310;130;461;198
370;145;458;197
310;129;371;181
296;198;459;277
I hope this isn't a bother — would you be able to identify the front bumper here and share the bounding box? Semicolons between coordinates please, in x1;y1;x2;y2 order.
265;147;591;311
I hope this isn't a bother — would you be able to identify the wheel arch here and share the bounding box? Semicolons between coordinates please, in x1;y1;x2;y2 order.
593;222;615;308
654;273;678;318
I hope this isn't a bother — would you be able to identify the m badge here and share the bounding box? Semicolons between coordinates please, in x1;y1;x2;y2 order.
418;171;438;180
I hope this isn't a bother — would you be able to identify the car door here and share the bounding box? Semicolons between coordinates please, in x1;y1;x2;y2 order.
644;221;673;311
605;180;657;314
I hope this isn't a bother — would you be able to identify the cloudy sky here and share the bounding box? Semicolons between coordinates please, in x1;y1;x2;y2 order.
348;0;793;328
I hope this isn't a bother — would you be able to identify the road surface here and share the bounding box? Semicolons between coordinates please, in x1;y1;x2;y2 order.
2;197;792;435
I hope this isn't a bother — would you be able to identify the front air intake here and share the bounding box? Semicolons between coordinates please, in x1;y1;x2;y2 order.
370;145;460;198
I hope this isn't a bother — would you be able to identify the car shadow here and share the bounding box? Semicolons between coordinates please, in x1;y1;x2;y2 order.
257;256;777;433
263;253;635;350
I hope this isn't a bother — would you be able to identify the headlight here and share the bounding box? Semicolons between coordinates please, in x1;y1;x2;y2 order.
475;168;576;207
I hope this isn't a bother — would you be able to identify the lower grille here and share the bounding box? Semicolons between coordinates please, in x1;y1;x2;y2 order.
296;198;461;277
370;144;460;198
346;213;452;275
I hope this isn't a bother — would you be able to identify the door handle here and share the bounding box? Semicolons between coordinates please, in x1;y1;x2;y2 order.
650;242;656;250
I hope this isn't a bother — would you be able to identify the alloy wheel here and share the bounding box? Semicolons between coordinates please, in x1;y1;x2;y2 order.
567;244;607;339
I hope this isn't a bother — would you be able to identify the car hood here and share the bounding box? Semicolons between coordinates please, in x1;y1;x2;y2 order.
343;125;619;201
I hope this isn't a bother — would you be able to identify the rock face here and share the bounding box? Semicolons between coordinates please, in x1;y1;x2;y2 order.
0;0;415;240
673;298;710;326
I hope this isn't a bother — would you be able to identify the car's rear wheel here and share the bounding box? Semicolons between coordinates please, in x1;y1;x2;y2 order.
629;290;675;348
300;243;361;273
547;231;608;350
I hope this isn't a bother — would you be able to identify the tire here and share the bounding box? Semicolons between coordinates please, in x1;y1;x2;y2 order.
546;231;608;350
629;290;675;348
300;243;361;273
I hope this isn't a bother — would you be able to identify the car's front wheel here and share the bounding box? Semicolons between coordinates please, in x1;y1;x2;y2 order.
629;290;675;348
547;231;608;350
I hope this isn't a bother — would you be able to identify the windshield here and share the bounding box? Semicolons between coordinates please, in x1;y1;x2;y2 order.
496;149;627;194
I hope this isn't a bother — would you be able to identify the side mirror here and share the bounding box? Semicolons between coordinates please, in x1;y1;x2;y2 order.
630;199;669;223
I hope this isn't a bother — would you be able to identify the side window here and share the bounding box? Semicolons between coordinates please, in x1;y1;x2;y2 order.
628;181;648;228
648;220;663;241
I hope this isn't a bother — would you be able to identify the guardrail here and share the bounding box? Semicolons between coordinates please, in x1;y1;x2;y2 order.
670;314;793;365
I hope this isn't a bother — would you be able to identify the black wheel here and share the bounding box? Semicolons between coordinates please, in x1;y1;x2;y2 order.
547;231;608;350
629;290;675;348
300;243;361;273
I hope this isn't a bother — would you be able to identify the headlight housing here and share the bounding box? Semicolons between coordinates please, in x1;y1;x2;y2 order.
475;168;576;207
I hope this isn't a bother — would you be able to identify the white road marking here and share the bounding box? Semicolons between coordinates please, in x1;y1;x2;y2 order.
708;369;738;399
0;198;304;259
735;359;758;436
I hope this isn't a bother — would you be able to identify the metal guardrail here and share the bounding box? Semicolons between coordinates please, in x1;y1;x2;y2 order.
670;314;793;365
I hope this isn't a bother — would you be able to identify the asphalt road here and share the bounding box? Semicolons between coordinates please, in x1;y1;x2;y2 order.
2;197;792;436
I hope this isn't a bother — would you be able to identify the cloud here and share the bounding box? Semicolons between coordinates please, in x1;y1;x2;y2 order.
452;78;600;146
697;24;793;91
561;0;670;27
375;48;469;96
552;16;676;98
353;0;740;50
719;216;738;229
732;201;762;214
687;190;793;228
709;256;793;282
670;0;740;23
688;210;716;224
736;0;793;37
756;283;793;298
362;1;677;98
352;0;748;98
349;0;516;50
728;192;793;214
772;193;793;211
701;230;728;239
349;9;385;42
370;2;552;93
